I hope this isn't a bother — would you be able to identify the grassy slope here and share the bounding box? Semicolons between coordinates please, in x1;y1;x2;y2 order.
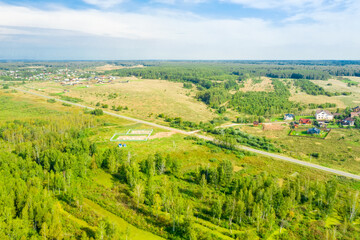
21;79;216;123
83;199;164;240
241;125;360;175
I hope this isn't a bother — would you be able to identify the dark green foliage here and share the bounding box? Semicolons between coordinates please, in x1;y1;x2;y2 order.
229;79;295;116
183;83;193;89
210;127;281;152
59;95;83;103
47;98;56;103
91;108;104;116
197;88;231;109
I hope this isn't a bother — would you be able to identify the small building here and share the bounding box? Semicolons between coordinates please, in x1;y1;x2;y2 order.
253;121;259;127
299;118;312;125
284;114;295;121
343;117;355;126
307;128;321;134
315;110;334;121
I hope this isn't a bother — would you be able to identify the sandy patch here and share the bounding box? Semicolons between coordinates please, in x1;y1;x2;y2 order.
233;165;243;172
94;64;144;71
278;178;284;187
149;131;176;139
262;123;285;131
240;77;274;92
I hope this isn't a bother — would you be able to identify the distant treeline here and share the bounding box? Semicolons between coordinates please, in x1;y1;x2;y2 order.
106;62;360;82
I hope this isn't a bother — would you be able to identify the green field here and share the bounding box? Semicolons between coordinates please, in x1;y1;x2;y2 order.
289;129;329;139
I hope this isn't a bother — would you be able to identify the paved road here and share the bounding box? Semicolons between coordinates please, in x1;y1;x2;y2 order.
14;87;360;181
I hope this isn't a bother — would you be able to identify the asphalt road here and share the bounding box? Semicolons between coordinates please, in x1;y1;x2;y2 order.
13;87;360;181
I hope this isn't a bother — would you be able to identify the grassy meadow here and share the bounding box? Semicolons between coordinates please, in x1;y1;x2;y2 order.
21;79;218;123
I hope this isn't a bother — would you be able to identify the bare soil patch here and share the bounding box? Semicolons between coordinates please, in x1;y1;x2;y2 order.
149;131;176;139
262;123;285;131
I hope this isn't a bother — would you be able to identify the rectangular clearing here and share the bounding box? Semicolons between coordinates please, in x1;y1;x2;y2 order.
110;129;153;141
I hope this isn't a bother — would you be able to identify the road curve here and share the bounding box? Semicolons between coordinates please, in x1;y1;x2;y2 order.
13;87;360;181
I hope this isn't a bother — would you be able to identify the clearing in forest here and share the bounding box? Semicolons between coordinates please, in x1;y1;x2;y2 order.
110;129;153;141
240;77;274;92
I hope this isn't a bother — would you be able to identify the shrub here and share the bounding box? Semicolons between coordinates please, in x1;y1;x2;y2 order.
91;109;104;116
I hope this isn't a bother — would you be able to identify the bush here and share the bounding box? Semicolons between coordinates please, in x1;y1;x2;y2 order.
183;83;193;89
47;99;56;103
3;84;9;89
91;109;104;116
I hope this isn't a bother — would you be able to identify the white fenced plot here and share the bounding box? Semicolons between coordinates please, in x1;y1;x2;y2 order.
110;129;153;142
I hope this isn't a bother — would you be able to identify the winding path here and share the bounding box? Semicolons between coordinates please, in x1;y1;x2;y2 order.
13;87;360;181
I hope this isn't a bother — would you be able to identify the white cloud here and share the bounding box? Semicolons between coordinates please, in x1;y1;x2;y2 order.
0;1;359;59
82;0;126;8
152;0;207;4
222;0;330;11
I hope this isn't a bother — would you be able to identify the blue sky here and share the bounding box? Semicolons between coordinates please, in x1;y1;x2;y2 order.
0;0;359;60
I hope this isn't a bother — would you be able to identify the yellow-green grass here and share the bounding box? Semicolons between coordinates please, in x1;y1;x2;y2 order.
295;115;315;120
290;91;346;109
22;79;216;123
93;169;114;189
240;125;360;175
83;198;164;240
239;77;274;92
0;91;69;121
58;202;95;231
311;78;360;108
289;129;329;139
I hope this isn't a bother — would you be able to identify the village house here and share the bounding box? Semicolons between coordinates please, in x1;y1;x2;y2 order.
353;106;360;112
299;118;312;125
342;117;355;126
307;127;321;134
315;110;334;121
284;114;295;121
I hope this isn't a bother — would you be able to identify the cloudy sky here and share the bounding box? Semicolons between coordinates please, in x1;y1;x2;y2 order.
0;0;359;60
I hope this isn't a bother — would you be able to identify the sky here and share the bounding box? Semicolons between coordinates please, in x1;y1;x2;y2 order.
0;0;359;60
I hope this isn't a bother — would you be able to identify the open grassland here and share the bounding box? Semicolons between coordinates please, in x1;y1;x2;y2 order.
239;77;274;92
240;125;360;175
92;64;144;71
289;91;346;109
22;79;216;123
311;78;360;107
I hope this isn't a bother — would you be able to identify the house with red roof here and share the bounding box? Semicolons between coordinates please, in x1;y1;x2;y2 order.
299;119;312;125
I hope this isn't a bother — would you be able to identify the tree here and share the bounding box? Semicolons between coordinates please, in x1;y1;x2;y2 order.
153;194;162;218
40;222;48;240
235;199;245;224
212;197;223;224
133;182;145;208
199;174;207;200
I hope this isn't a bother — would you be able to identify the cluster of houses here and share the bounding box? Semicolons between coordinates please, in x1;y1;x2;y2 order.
282;106;360;134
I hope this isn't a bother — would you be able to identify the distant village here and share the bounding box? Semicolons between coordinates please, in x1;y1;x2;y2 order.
282;106;360;136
